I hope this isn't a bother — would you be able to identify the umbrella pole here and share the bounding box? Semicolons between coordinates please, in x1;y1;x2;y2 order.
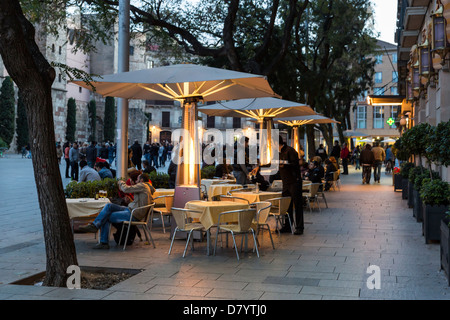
173;98;201;207
116;0;130;179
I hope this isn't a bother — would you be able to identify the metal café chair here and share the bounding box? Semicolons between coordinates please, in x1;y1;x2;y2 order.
119;203;156;251
213;208;259;261
168;207;206;258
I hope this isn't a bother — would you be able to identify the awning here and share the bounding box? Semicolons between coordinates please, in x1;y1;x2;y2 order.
366;95;405;106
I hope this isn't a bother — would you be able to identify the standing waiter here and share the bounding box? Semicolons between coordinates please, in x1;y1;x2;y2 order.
278;136;303;235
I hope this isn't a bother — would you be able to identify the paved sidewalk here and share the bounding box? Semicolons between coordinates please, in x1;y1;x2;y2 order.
0;153;449;300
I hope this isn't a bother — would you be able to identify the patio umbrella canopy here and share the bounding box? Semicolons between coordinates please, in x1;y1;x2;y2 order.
72;64;279;102
198;97;316;119
71;64;280;208
198;97;317;165
275;115;339;155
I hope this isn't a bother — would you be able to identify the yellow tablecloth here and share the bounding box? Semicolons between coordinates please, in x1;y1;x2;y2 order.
153;188;175;206
185;200;249;230
207;184;244;200
66;198;110;219
230;191;282;204
201;178;236;192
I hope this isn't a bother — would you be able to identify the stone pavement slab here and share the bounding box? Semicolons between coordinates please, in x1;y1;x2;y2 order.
0;154;449;301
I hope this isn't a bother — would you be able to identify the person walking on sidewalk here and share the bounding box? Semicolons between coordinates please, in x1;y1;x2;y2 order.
372;142;385;183
79;173;155;249
340;142;350;175
360;144;374;184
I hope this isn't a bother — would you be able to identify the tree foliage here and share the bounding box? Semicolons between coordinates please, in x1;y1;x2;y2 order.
103;96;115;142
66;97;77;142
0;76;16;147
88;99;97;142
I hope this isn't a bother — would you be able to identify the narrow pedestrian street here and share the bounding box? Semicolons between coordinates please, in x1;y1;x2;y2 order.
0;154;449;300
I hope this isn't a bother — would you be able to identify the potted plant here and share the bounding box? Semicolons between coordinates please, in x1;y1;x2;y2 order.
392;137;409;192
440;208;450;286
412;170;439;222
400;162;415;200
426;120;450;168
408;166;423;209
420;178;450;244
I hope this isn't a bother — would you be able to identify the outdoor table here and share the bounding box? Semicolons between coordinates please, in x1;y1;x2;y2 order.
207;183;243;200
66;198;110;232
66;197;111;219
200;178;236;193
184;200;250;255
153;188;174;207
230;190;282;204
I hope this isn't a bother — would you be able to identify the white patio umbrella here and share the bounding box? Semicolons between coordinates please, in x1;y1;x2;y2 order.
359;138;373;143
72;64;279;206
275;115;339;155
198;97;317;165
381;138;397;143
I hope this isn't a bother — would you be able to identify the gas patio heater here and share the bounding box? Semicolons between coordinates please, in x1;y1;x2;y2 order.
275;115;339;156
198;97;316;167
72;64;279;207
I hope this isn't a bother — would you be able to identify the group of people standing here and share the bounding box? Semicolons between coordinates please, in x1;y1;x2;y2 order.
61;141;116;182
132;140;173;171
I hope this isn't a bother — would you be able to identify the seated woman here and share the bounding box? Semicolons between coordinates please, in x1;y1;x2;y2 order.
324;158;336;191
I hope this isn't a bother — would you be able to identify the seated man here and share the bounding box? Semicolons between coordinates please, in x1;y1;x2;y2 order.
142;160;156;175
304;161;324;183
79;173;155;249
79;160;101;182
94;161;113;179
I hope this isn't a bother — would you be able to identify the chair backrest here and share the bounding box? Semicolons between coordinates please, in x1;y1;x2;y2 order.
267;197;291;215
171;207;188;230
220;209;256;232
333;171;339;181
131;203;155;224
165;195;174;211
309;183;320;196
254;202;272;224
170;207;202;230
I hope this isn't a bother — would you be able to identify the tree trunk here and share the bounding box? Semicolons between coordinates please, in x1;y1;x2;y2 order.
0;0;78;287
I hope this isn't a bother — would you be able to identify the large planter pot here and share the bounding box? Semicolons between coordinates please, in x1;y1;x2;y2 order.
423;204;448;244
440;219;450;286
413;187;422;222
394;174;403;191
407;181;414;208
402;178;409;200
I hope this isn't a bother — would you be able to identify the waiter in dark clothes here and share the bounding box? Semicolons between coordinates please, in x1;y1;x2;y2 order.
278;136;303;235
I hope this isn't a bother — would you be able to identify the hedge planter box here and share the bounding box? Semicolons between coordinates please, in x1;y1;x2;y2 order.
413;187;423;222
407;180;414;208
441;219;450;286
394;174;403;192
423;204;448;244
402;178;409;200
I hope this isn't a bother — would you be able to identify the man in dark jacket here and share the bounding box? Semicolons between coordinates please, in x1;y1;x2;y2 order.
278;136;303;235
360;144;375;184
131;140;143;170
86;141;97;168
330;140;341;161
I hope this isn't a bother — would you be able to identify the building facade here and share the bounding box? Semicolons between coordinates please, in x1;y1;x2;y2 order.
349;40;401;142
396;0;450;181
